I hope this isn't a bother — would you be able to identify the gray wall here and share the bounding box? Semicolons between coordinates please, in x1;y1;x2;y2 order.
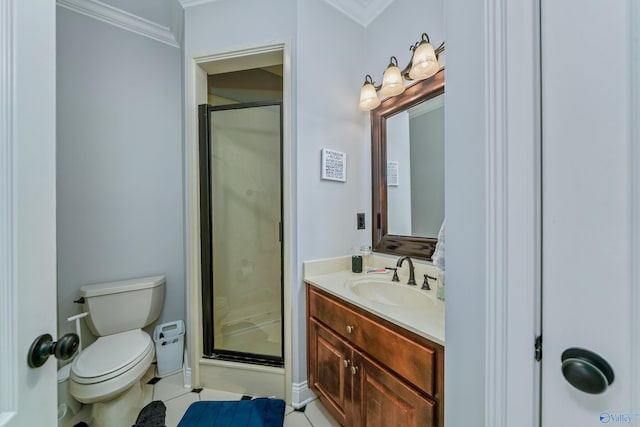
56;8;184;338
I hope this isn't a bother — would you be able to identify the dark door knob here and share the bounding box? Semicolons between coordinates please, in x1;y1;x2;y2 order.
561;348;614;394
27;333;79;368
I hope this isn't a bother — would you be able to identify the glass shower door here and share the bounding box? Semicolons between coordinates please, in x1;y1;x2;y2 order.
199;102;283;366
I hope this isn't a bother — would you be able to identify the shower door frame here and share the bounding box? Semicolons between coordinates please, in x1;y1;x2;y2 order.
198;101;285;367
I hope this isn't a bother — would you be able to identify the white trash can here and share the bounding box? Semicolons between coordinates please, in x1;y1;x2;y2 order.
57;364;81;425
153;320;185;377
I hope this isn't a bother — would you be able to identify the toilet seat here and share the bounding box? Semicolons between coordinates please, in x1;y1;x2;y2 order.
69;329;154;403
71;329;152;384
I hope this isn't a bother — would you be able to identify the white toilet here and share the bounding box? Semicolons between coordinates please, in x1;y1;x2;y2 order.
69;275;165;427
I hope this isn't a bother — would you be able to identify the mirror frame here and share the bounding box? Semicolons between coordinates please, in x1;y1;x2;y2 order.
371;69;444;261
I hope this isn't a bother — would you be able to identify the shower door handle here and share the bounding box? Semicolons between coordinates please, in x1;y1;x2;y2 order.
279;222;283;242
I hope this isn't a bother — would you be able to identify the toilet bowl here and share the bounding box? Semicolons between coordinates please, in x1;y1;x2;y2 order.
68;275;165;427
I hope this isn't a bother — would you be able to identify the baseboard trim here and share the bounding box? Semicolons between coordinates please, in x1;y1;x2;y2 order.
183;366;192;389
291;381;316;409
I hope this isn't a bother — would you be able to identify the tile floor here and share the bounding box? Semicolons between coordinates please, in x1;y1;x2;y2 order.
66;365;340;427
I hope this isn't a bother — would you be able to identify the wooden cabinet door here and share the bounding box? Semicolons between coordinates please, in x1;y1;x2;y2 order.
308;319;353;426
353;351;436;427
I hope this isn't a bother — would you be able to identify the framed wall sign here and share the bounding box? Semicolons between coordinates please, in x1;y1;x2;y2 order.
321;148;346;182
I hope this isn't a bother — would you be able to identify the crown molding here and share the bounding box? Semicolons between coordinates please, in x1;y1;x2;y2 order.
179;0;393;27
57;0;179;48
321;0;394;27
179;0;221;8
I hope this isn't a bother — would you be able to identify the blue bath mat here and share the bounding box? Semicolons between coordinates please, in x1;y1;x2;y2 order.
177;398;286;427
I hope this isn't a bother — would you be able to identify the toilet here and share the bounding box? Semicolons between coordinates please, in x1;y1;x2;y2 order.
69;275;165;427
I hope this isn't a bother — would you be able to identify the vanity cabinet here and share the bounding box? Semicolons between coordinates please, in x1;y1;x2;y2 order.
307;283;444;427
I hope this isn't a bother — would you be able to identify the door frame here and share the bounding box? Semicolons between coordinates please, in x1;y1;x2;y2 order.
482;1;542;425
481;0;640;425
0;0;18;423
185;41;293;403
632;0;640;412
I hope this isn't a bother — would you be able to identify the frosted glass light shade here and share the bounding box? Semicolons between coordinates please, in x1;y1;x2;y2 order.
409;42;439;80
379;65;404;97
359;82;380;111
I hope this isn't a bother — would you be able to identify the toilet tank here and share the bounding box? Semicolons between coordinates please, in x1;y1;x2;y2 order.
79;275;165;337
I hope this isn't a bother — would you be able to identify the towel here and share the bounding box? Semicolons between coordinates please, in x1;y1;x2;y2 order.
432;219;445;271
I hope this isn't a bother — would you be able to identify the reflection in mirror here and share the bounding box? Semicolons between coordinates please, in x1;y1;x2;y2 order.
372;70;444;261
386;94;444;238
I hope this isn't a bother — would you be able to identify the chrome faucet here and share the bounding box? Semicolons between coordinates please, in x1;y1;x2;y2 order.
396;256;416;286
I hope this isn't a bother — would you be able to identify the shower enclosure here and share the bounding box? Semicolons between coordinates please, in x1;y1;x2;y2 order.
198;102;283;367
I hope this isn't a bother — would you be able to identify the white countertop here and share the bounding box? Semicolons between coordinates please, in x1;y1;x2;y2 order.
304;269;445;346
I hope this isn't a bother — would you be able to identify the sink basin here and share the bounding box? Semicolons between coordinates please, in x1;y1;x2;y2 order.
345;278;434;308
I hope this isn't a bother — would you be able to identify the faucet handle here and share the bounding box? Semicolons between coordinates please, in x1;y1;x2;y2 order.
421;274;431;290
386;267;399;282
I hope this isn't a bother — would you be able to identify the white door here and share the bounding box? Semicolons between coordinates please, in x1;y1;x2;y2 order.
541;0;639;425
0;1;58;426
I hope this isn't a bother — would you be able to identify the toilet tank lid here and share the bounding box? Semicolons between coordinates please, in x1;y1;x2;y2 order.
80;275;165;298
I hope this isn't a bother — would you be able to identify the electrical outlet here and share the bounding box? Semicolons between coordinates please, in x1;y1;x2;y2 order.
357;213;366;230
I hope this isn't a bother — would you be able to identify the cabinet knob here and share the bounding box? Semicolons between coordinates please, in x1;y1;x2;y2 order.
343;359;350;368
350;365;360;375
346;325;354;334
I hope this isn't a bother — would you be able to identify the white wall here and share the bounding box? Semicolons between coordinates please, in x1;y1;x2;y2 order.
56;8;184;338
444;0;488;424
296;0;367;385
184;0;296;55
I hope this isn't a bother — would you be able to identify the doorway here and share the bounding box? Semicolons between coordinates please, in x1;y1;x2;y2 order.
186;44;292;399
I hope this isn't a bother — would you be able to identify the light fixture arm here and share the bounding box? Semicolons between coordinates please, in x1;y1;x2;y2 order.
363;74;381;91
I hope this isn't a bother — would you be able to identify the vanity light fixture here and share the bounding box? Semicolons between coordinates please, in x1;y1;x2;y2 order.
358;75;381;111
359;33;444;111
408;33;440;80
379;56;405;97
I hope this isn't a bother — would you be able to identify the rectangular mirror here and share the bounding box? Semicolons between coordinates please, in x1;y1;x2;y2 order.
372;70;444;261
